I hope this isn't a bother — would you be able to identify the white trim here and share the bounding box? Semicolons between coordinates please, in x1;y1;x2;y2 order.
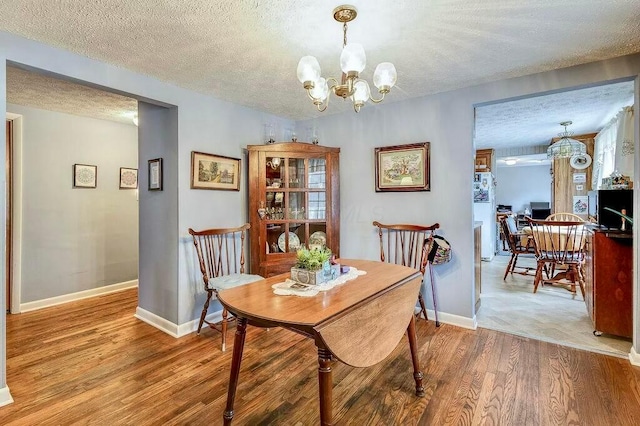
417;307;477;330
136;306;225;338
428;309;477;330
630;346;640;366
20;280;138;312
176;310;223;337
134;307;179;337
6;113;22;314
0;386;14;407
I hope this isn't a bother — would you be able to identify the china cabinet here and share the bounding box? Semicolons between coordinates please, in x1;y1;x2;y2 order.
247;143;340;277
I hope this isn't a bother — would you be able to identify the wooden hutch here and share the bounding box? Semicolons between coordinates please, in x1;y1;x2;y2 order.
247;142;340;277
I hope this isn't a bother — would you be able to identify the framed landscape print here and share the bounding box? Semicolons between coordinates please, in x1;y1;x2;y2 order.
148;158;163;191
374;142;430;192
119;167;138;189
190;151;241;191
73;164;97;188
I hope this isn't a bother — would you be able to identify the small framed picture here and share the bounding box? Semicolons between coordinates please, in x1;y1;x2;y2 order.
148;158;163;191
73;164;97;188
374;142;430;192
190;151;241;191
119;167;138;189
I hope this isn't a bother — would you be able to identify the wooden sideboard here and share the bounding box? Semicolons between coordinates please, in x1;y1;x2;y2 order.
583;229;633;338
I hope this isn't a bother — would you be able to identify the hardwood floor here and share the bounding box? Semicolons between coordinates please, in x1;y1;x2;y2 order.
2;288;640;425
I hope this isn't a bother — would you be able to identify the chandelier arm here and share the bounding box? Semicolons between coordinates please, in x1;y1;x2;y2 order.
369;91;386;104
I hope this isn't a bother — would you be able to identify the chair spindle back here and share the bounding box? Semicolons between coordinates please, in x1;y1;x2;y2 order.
188;224;250;291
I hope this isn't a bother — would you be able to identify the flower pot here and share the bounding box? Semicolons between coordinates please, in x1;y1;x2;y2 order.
290;267;326;286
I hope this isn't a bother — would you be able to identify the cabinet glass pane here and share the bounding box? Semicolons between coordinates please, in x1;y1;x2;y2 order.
287;192;306;219
309;158;326;189
288;158;305;188
265;224;285;254
266;156;283;188
308;191;326;219
265;191;284;219
309;223;328;250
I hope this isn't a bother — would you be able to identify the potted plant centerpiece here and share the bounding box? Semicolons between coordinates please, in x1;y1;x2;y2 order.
291;246;333;285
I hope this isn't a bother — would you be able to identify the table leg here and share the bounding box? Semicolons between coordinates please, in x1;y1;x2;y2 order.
406;315;425;397
317;346;334;426
223;317;248;425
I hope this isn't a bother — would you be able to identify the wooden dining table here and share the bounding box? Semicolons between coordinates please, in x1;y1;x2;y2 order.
217;258;426;425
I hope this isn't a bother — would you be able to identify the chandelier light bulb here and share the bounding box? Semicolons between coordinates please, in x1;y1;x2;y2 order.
297;56;321;87
352;80;370;105
340;43;366;74
373;62;397;92
310;77;329;101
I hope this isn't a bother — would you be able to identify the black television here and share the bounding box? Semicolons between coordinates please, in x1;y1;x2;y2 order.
531;208;551;220
597;189;633;230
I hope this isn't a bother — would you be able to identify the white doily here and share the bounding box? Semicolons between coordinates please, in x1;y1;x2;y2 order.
272;267;367;297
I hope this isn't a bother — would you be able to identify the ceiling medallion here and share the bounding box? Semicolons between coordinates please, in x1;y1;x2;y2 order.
296;5;397;113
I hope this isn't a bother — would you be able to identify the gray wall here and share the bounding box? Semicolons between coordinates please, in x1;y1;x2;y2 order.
495;164;551;214
296;54;640;327
138;103;179;323
8;103;138;303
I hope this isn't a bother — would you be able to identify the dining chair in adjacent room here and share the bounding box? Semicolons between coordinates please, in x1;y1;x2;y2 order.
527;219;587;297
500;214;536;280
373;221;440;324
545;212;586;222
188;224;263;351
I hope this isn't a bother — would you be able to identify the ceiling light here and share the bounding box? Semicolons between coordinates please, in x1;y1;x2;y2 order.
547;121;586;159
297;5;397;113
505;159;517;165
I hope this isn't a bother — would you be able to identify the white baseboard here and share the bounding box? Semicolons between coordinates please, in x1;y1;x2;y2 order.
176;310;223;337
20;280;138;313
0;386;14;407
136;306;224;338
417;308;477;330
630;346;640;366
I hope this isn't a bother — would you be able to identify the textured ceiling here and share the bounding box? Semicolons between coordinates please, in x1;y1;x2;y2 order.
475;80;635;151
7;66;137;124
0;0;639;121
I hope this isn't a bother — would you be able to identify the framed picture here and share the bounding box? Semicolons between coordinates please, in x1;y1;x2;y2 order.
190;151;241;191
148;158;163;191
374;142;430;192
119;167;138;189
73;164;97;188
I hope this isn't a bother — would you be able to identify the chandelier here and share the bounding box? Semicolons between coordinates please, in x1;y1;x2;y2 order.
296;5;397;113
547;121;586;159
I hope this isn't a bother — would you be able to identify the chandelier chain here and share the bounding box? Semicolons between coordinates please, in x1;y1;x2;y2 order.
343;22;348;47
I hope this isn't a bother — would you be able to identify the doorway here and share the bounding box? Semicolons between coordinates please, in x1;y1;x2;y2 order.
5;65;140;314
473;79;635;357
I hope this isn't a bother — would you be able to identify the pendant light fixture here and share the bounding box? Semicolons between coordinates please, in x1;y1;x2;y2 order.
547;121;586;159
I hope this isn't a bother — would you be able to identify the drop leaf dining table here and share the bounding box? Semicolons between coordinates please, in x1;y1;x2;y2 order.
217;259;426;425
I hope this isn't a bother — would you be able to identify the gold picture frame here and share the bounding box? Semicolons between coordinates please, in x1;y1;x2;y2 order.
374;142;430;192
190;151;241;191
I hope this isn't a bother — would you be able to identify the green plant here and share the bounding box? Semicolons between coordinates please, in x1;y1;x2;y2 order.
295;246;331;271
604;207;634;225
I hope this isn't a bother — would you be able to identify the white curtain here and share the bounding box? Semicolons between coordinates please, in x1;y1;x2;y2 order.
614;106;634;179
592;106;635;190
592;116;618;190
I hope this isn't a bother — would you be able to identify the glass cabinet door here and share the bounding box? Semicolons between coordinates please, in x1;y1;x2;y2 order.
262;154;329;254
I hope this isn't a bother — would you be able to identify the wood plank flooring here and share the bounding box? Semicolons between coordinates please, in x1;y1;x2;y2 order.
2;288;640;425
